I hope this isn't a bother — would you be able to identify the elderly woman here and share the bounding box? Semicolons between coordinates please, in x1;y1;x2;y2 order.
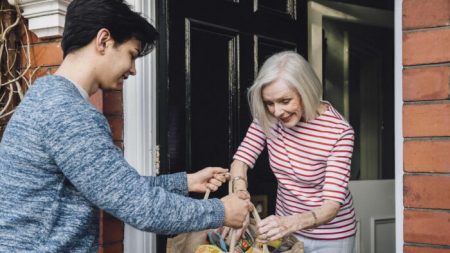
230;51;356;252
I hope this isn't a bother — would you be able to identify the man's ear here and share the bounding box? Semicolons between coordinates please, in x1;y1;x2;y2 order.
95;28;114;54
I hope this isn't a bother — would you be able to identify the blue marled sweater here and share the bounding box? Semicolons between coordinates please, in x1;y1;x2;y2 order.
0;75;224;252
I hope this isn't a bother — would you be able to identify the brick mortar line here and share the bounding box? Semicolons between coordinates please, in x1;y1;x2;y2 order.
103;89;123;92
103;113;124;117
403;100;450;105
403;171;450;177
404;172;450;176
106;116;124;120
112;141;124;145
403;61;450;68
404;242;450;249
404;207;450;213
19;66;59;71
19;66;58;70
404;136;450;141
403;25;450;33
403;62;450;69
19;65;61;70
404;98;450;103
98;241;124;247
19;39;62;47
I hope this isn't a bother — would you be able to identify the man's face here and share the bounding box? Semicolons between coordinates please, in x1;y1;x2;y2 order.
98;38;141;90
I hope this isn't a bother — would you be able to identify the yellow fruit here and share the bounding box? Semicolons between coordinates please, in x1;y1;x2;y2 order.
195;244;224;253
267;238;282;249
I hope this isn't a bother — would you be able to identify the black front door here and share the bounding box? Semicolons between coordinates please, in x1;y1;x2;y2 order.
157;1;306;250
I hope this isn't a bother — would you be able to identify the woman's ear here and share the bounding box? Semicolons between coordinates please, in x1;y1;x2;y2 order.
95;28;113;54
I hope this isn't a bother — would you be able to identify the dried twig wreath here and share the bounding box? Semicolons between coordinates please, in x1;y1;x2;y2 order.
1;0;39;135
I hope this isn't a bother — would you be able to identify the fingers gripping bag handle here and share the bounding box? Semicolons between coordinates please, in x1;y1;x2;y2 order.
228;183;269;253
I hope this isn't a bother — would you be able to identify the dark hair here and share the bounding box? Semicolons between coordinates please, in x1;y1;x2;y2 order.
61;0;158;58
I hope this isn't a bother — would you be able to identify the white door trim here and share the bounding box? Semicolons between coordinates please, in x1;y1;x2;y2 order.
394;0;404;252
123;0;158;252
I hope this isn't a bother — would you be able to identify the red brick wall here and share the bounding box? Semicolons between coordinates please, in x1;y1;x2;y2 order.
19;21;125;253
9;1;450;252
403;0;450;252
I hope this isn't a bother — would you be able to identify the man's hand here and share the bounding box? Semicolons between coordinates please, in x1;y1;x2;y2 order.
221;191;253;228
219;213;250;241
187;167;230;193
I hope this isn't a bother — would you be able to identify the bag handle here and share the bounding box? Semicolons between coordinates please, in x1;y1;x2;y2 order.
202;179;269;252
203;189;211;200
228;183;269;253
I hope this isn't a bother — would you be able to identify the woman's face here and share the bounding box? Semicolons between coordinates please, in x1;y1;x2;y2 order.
262;79;303;128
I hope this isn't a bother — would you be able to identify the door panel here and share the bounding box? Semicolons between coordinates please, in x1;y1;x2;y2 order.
157;1;306;251
256;0;297;19
257;36;297;67
188;21;239;171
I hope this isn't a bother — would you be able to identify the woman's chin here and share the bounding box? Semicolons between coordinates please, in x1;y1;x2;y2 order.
281;119;299;128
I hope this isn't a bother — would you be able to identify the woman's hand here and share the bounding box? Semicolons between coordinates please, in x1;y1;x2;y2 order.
187;167;230;193
256;215;298;243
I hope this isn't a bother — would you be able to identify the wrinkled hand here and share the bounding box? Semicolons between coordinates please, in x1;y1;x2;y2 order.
257;215;296;243
221;191;253;229
187;167;230;193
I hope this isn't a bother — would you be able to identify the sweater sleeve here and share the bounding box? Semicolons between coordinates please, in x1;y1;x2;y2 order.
42;101;224;234
233;121;266;168
323;127;354;204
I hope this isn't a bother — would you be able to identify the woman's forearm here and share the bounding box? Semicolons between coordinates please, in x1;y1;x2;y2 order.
294;199;341;231
230;159;249;191
257;199;340;241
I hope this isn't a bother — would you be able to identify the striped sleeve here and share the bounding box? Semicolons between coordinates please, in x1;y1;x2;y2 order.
322;127;354;204
233;121;267;168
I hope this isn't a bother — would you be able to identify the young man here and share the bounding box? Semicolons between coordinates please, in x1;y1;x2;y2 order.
0;0;251;251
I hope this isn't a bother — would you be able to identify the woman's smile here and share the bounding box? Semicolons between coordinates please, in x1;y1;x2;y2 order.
280;114;293;123
262;79;304;128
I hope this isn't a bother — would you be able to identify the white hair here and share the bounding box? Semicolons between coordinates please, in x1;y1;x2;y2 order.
248;51;323;135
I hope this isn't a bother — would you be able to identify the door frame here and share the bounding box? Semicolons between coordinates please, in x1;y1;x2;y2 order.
122;0;158;252
122;1;404;253
394;0;403;252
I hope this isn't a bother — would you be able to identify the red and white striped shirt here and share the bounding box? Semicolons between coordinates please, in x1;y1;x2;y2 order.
234;104;356;240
